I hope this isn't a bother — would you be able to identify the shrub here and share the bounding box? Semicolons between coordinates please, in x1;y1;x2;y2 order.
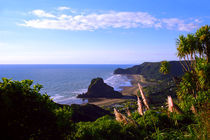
0;78;74;140
74;115;145;140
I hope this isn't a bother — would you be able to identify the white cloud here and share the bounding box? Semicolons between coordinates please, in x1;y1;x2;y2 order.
57;7;77;13
32;9;56;18
21;9;200;31
57;6;70;11
161;18;199;31
21;11;158;31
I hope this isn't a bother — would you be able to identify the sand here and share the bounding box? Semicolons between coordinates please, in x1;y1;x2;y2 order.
88;74;152;107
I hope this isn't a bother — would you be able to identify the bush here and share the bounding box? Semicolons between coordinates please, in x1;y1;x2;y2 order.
0;78;74;140
74;115;145;140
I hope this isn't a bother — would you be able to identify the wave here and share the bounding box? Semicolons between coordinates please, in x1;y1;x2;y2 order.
72;88;87;94
105;74;132;91
50;94;64;101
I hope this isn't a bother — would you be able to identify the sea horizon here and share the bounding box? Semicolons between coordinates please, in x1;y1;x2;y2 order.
0;64;139;65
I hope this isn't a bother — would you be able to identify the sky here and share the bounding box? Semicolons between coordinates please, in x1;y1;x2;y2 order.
0;0;209;64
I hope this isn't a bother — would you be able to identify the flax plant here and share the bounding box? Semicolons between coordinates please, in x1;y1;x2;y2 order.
167;96;174;113
114;108;128;124
138;83;150;110
137;96;143;115
191;105;197;114
126;107;132;117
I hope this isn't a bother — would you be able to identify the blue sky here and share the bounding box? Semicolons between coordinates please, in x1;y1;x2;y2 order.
0;0;209;64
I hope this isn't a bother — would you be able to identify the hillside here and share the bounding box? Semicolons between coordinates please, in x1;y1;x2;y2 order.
114;61;185;80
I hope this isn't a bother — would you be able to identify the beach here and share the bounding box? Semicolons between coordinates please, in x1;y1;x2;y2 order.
88;74;151;107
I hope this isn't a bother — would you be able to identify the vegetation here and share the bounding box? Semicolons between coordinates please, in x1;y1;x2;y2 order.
159;61;170;75
1;25;209;139
114;60;185;80
0;78;75;139
144;80;177;106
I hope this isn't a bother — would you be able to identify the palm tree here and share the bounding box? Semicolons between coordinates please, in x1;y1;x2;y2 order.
186;34;199;68
186;34;197;59
160;61;170;75
195;25;210;62
176;35;191;71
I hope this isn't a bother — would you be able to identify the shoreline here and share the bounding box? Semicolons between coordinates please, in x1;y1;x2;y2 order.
87;74;149;107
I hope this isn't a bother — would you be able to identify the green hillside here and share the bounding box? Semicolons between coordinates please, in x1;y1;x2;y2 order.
114;61;185;80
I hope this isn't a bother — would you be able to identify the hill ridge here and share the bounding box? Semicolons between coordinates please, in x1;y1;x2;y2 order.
114;60;185;80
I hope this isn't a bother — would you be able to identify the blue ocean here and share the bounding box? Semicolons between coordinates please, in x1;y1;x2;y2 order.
0;64;132;104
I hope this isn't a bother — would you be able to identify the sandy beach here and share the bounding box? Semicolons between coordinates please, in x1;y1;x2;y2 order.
88;74;151;107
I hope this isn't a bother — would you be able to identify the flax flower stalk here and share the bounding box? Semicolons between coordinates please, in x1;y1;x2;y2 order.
191;105;197;114
126;107;131;117
167;96;174;112
114;109;138;126
137;96;143;115
138;83;150;110
114;108;128;124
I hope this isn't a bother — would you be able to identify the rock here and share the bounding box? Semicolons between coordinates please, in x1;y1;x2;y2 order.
77;77;123;98
70;103;113;122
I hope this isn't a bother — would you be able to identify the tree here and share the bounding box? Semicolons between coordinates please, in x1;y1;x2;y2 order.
160;61;170;75
176;25;209;116
176;25;210;74
195;25;210;62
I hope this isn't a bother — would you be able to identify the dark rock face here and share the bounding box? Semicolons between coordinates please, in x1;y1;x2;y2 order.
70;103;113;122
77;78;122;98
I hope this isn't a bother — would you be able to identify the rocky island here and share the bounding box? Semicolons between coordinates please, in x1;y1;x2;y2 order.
77;77;123;98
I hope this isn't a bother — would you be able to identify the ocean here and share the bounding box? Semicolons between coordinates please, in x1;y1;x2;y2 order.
0;64;132;104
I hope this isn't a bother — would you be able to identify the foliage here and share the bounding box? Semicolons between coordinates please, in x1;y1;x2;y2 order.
195;25;210;62
74;115;145;140
54;106;75;139
160;61;170;75
0;78;74;140
129;109;196;140
132;110;171;130
176;25;210;71
174;25;209;139
177;52;209;114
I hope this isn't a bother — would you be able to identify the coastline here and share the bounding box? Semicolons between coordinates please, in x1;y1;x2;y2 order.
87;74;148;107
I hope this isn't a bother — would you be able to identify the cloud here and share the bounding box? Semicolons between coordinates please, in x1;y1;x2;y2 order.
57;7;77;13
21;11;158;31
32;10;56;18
21;9;200;31
57;6;70;11
161;18;198;31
